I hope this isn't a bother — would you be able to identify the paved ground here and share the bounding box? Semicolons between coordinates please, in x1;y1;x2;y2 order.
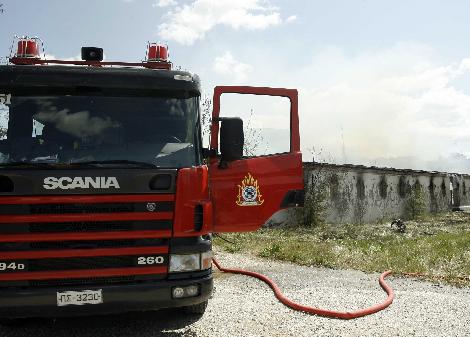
1;251;469;337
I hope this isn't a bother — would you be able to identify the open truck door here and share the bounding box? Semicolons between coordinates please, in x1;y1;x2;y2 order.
209;86;304;233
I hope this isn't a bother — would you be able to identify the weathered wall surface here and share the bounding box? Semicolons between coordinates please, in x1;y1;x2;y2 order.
304;163;470;224
269;163;470;225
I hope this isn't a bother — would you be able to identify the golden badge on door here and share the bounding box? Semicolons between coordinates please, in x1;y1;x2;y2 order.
236;173;264;206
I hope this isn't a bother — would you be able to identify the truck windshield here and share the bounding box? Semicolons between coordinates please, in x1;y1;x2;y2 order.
0;94;200;168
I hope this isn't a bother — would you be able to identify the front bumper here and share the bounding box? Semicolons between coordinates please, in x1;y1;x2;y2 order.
0;274;213;319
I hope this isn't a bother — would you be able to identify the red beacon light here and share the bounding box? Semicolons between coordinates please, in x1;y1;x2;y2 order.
146;43;169;62
9;36;44;65
16;38;40;58
8;36;172;70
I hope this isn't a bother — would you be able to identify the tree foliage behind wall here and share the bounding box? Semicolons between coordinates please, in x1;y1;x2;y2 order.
301;169;328;227
405;180;426;219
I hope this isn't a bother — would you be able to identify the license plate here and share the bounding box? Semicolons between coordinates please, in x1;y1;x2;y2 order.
57;289;103;306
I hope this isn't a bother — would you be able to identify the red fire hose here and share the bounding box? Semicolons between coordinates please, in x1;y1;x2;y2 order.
212;257;394;320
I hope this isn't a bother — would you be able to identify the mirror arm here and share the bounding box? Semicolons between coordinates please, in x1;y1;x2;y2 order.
202;148;218;159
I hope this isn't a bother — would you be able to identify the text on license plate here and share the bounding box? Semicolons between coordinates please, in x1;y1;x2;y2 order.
57;289;103;306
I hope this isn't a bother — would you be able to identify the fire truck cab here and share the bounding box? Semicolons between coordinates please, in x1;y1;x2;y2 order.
0;37;303;323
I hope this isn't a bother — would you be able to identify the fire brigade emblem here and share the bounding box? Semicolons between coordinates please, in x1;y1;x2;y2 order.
236;173;264;206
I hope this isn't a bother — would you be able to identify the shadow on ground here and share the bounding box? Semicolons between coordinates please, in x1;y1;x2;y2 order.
0;309;201;337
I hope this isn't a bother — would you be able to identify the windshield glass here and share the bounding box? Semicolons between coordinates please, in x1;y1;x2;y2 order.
0;94;200;168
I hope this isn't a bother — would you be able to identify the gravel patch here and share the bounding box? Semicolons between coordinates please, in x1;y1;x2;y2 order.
2;251;469;337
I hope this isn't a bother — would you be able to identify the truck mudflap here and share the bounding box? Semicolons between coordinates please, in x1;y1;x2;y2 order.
0;274;212;319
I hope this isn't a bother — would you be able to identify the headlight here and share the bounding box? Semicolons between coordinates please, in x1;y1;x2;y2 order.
169;251;213;273
201;251;213;270
169;254;200;272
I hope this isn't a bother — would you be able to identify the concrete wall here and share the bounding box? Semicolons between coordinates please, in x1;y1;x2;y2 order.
268;163;470;226
303;163;470;224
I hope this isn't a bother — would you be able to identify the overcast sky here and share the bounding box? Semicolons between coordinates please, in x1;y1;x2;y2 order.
1;0;470;172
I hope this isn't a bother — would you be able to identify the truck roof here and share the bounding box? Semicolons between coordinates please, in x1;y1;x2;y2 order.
0;65;200;97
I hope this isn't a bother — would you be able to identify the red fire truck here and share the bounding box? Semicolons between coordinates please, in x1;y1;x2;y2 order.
0;37;303;323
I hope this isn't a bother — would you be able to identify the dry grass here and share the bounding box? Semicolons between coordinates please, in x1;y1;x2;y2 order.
214;212;470;287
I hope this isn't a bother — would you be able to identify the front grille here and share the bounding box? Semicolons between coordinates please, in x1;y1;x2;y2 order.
31;203;135;214
25;254;168;272
28;220;172;233
29;221;134;233
0;220;172;235
0;238;168;251
0;194;173;288
0;201;174;215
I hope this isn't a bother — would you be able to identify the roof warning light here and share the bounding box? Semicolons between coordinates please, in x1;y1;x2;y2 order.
146;43;168;62
15;37;41;59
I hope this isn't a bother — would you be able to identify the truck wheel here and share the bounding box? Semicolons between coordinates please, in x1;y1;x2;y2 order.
181;300;208;315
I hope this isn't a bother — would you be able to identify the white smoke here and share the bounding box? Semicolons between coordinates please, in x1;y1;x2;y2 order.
209;43;470;173
292;44;470;173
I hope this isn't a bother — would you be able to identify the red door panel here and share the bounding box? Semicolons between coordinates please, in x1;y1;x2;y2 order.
209;86;303;233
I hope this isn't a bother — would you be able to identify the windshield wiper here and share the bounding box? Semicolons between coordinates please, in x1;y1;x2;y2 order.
0;162;65;169
71;160;157;168
0;160;157;169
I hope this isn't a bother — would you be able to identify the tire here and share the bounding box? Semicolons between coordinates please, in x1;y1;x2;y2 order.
181;300;208;315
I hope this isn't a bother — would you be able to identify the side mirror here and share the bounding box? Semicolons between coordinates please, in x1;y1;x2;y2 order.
220;117;244;162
